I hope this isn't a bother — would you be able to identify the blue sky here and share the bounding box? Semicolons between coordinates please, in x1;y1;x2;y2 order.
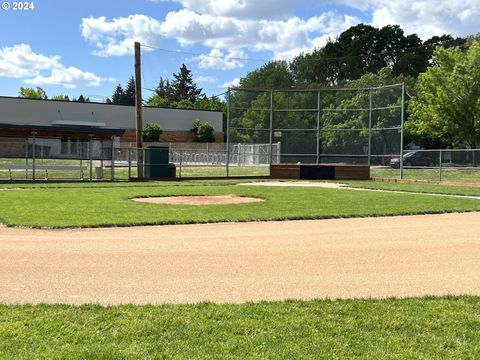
0;0;478;100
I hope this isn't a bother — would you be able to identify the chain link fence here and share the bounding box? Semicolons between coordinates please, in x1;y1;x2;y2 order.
371;149;480;183
2;83;480;183
0;137;114;181
0;138;279;181
227;84;404;168
111;142;279;179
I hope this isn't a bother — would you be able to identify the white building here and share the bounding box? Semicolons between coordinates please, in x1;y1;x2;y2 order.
0;96;224;143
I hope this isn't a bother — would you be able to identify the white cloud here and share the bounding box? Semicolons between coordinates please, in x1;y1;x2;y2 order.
82;10;358;62
370;1;480;39
169;0;298;20
81;14;163;56
194;75;216;83
222;77;240;88
24;67;105;89
195;49;247;70
0;44;107;88
168;0;372;20
81;0;480;73
0;44;61;78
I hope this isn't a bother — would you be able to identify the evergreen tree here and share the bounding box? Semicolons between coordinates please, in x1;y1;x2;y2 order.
111;84;126;105
155;77;172;99
124;76;136;106
170;64;204;102
77;95;86;103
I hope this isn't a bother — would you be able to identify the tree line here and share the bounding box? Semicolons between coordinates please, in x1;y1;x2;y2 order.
19;63;224;115
232;24;479;150
16;23;479;148
16;63;219;142
18;87;90;102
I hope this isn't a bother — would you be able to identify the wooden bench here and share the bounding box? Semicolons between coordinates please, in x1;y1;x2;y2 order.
2;165;87;180
270;163;370;180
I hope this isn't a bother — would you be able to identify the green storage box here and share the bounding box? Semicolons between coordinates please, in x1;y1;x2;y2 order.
144;146;170;178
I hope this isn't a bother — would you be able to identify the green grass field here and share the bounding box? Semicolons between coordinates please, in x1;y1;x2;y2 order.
2;179;480;359
0;158;104;180
4;160;480;182
1;163;268;180
1;297;480;359
92;164;269;180
372;166;480;182
1;180;480;228
345;180;480;196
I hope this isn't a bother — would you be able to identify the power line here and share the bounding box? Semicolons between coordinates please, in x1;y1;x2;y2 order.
141;44;261;62
142;87;226;101
140;37;464;64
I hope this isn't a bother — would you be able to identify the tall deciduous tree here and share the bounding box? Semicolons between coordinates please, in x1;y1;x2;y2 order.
239;61;294;89
407;42;480;148
290;24;465;86
18;87;47;99
52;94;70;101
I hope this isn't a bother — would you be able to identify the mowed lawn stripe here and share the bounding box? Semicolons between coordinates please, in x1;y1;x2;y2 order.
344;180;480;196
1;184;480;228
1;297;480;359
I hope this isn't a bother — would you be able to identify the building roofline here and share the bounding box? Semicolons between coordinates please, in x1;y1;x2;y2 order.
0;95;224;113
0;123;127;133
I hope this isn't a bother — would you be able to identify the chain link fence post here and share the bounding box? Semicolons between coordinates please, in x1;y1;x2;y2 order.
439;149;443;182
31;132;37;181
269;89;274;167
24;138;28;180
128;143;132;180
89;134;93;181
111;136;115;181
399;83;405;180
226;88;231;177
179;149;182;178
367;87;373;166
316;90;321;164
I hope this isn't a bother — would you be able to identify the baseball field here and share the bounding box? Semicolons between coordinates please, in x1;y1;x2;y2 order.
1;179;480;358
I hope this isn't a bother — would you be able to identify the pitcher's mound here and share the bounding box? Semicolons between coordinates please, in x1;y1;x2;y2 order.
132;195;264;205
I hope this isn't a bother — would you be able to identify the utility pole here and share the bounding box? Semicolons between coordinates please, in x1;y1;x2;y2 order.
134;42;144;178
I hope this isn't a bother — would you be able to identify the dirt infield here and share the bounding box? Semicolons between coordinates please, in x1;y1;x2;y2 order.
132;195;264;205
1;212;480;305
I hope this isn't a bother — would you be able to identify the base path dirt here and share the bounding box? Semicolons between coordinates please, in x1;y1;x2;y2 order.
1;212;480;305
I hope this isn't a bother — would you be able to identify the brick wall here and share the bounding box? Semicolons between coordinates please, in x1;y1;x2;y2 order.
0;137;26;157
120;129;224;144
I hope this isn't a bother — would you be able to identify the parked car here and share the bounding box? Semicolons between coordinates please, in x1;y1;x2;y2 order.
390;151;438;168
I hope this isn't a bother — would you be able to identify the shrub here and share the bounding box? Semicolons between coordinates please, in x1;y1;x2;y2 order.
143;123;163;142
191;119;215;142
